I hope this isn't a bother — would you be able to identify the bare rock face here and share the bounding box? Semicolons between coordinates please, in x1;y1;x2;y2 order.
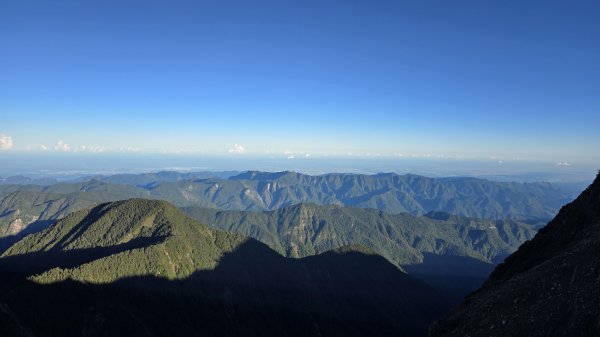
1;208;39;237
430;171;600;337
6;218;25;236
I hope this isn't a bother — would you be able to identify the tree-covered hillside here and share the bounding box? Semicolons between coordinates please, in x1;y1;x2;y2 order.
183;203;536;303
0;199;447;337
184;203;534;265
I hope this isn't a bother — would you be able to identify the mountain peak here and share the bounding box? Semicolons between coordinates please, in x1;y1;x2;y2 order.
4;199;167;254
2;198;245;282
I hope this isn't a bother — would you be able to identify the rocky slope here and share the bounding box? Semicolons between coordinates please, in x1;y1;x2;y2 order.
430;171;600;337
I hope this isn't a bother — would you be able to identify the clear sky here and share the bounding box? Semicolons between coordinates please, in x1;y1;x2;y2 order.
1;0;599;166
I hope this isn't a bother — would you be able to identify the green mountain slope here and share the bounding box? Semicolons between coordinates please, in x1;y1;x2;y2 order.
183;203;535;303
184;203;534;264
0;199;447;337
430;172;600;337
3;199;240;283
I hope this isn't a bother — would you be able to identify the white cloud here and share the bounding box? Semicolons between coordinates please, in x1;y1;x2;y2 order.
54;140;71;152
556;162;571;166
228;144;246;154
77;145;105;153
287;155;295;159
283;149;293;155
0;134;13;150
39;144;48;151
304;153;311;158
119;146;141;153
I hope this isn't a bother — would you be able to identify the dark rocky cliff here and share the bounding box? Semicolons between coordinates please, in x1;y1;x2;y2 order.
430;171;600;337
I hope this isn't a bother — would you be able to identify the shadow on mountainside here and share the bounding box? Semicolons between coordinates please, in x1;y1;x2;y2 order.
0;235;168;282
404;253;495;305
0;201;120;256
0;239;449;337
0;220;55;255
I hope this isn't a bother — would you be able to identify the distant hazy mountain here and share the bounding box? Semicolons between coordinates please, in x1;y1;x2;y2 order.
0;171;240;186
0;199;446;337
430;172;600;337
0;175;59;186
0;171;574;248
106;171;576;222
1;171;574;220
95;170;240;185
183;203;535;303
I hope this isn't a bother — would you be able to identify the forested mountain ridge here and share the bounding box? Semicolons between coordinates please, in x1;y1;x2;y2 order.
0;199;446;337
184;203;534;265
0;181;149;251
2;199;242;282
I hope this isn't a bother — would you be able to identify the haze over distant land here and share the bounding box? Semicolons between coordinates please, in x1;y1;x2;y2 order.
0;152;596;184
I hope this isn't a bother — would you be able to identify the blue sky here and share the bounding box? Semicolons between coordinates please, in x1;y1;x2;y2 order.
1;0;599;165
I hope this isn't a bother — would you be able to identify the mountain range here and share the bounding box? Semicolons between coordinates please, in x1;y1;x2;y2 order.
0;199;446;337
0;169;597;336
0;171;566;303
0;171;575;241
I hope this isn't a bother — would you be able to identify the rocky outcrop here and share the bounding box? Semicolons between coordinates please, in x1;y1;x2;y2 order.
430;171;600;337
